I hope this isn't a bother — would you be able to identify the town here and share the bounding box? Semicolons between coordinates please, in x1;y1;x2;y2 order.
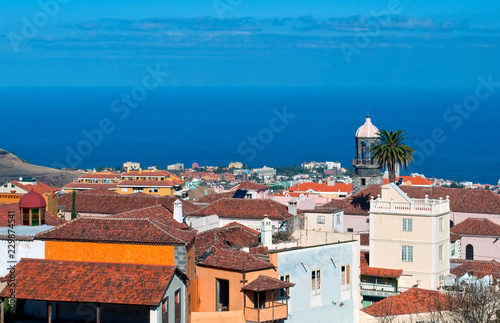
1;115;499;323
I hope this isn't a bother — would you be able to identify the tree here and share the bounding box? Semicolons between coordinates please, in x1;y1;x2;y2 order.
372;130;415;183
71;190;77;219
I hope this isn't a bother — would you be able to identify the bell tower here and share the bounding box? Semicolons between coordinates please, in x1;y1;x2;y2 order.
352;115;383;194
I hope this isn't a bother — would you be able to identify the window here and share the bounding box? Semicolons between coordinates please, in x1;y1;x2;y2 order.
347;228;353;233
133;187;144;193
451;243;455;257
317;216;325;224
439;245;443;261
439;218;443;232
341;265;351;287
148;188;159;193
402;218;413;231
439;275;444;287
280;274;290;297
402;245;413;262
311;269;321;295
466;244;474;260
121;188;128;192
361;178;366;186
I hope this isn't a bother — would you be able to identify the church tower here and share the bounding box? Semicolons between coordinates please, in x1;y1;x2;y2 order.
352;115;383;194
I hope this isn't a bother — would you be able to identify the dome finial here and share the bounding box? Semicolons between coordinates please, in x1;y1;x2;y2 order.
367;109;370;118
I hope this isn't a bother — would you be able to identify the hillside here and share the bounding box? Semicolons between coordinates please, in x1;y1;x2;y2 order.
0;149;78;188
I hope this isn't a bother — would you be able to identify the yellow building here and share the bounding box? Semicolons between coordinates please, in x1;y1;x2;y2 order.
369;183;450;290
117;169;185;197
62;172;120;192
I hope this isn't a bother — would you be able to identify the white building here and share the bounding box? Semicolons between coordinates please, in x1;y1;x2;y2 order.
369;183;450;290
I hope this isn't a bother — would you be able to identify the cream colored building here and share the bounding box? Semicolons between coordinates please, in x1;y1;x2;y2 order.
369;184;450;290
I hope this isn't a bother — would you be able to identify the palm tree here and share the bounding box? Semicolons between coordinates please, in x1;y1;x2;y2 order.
372;130;415;183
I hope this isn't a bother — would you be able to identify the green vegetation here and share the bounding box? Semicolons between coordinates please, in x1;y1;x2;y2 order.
372;130;415;183
275;165;306;177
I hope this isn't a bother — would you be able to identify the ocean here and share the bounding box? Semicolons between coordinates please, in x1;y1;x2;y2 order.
1;86;499;185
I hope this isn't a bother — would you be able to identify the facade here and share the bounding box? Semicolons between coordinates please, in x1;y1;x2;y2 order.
449;217;500;261
286;181;353;199
63;172;121;192
352;115;383;194
369;184;451;290
118;169;185;196
232;181;270;199
301;208;344;233
168;163;185;171
268;240;361;323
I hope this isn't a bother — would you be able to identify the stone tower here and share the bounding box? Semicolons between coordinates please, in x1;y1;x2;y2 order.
352;115;383;194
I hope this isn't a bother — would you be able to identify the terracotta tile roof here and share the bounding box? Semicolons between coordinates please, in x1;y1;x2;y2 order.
9;181;55;194
188;198;293;221
321;185;500;215
382;176;434;186
242;275;295;292
362;288;453;317
111;205;190;230
360;252;402;278
0;258;181;306
198;248;275;272
196;191;234;204
451;217;500;237
195;222;260;260
233;182;269;191
79;173;121;179
63;182;118;190
117;179;185;187
450;232;461;243
35;217;195;246
58;191;201;215
249;246;269;255
0;204;65;227
287;182;352;194
360;233;370;246
450;260;500;280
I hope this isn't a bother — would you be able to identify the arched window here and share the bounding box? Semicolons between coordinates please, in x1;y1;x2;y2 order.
466;244;474;260
450;220;454;228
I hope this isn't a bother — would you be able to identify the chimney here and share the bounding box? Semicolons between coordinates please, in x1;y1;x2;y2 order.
261;215;273;248
173;199;183;223
318;179;322;185
288;200;297;216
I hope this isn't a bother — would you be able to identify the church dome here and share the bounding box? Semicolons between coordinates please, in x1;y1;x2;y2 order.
19;190;47;208
356;115;379;138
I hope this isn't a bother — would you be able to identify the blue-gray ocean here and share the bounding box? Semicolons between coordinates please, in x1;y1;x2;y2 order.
1;86;499;184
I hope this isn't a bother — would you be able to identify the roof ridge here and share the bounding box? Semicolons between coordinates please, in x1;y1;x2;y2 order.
149;220;188;245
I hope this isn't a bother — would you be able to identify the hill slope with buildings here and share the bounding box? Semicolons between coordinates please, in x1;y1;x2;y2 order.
0;148;77;187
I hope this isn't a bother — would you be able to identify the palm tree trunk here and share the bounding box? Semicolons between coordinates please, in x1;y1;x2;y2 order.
389;164;396;183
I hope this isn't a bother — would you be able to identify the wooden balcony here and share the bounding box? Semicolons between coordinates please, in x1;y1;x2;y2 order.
244;302;288;323
360;282;399;298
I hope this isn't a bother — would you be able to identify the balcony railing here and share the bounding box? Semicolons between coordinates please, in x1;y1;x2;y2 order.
370;199;450;215
360;282;398;297
244;302;288;323
353;159;377;166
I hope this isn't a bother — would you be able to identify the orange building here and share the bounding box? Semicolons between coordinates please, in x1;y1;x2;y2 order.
35;216;197;318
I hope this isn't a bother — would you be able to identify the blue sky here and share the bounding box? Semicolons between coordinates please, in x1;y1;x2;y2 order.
1;0;499;86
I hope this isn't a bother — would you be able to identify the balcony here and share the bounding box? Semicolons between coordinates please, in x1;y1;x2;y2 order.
370;198;450;216
353;159;377;166
244;302;288;323
360;282;399;297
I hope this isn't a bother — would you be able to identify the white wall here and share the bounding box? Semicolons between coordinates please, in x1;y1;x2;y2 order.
0;239;45;276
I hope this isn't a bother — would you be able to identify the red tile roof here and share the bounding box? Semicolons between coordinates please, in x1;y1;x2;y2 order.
35;217;195;246
10;180;55;194
188;198;293;221
287;182;353;194
362;288;453;317
78;173;121;179
0;258;182;306
63;182;118;190
360;252;402;278
195;223;260;260
198;248;275;273
117;179;185;187
450;260;500;280
383;176;434;186
111;205;190;230
0;204;65;227
242;275;295;292
234;182;269;191
196;191;235;204
58;191;201;215
451;217;500;237
321;185;500;216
